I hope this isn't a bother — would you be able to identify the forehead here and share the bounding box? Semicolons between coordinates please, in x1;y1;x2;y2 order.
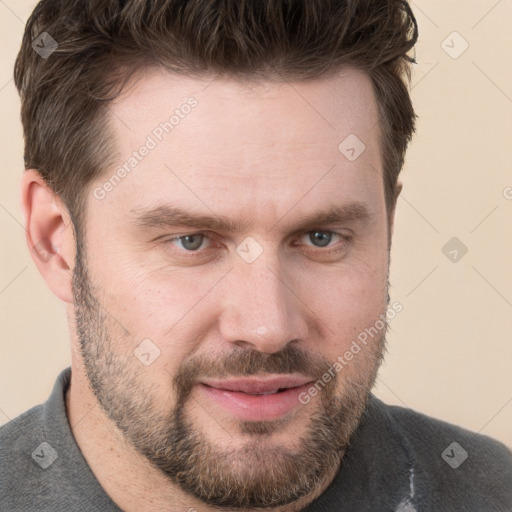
93;67;384;226
109;66;379;145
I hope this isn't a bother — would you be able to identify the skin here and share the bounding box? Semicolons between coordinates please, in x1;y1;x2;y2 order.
21;67;400;511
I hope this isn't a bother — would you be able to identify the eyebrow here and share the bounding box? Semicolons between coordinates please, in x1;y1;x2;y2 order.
129;202;371;234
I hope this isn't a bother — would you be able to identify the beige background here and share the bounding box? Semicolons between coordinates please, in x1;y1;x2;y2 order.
1;1;511;448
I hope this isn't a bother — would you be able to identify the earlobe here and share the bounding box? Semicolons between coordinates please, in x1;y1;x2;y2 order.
20;169;76;304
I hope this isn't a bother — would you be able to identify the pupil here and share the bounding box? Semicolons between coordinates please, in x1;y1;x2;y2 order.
182;234;203;251
311;231;331;247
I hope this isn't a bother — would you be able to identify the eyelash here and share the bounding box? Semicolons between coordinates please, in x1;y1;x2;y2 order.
162;230;353;256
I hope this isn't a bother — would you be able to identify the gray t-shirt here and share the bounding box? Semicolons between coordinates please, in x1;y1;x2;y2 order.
1;367;511;511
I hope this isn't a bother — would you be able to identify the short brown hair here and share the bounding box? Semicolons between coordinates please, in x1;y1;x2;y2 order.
15;0;418;239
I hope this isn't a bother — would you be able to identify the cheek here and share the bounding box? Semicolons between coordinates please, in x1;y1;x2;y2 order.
301;253;389;352
308;272;388;391
99;264;219;377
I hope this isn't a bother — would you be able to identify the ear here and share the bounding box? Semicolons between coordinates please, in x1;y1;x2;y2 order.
20;169;76;303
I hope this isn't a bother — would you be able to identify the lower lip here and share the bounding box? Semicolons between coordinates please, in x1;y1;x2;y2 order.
198;383;312;422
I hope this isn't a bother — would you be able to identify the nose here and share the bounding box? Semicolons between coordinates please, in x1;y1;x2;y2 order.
218;257;310;354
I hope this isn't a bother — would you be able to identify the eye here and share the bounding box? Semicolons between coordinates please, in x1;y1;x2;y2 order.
297;230;351;249
169;233;210;251
161;230;352;260
305;231;335;247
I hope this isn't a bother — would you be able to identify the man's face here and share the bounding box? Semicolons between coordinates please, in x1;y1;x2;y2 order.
73;67;392;508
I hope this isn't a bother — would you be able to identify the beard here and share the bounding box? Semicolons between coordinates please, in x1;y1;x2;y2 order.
72;243;387;509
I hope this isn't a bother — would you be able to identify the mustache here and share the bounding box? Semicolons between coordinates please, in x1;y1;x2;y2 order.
173;344;334;400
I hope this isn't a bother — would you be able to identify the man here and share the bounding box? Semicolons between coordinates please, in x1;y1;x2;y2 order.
1;0;510;511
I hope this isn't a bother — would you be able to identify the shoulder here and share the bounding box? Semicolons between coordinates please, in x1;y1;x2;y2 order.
0;368;120;512
0;402;44;440
0;402;46;459
383;400;512;469
0;403;49;511
375;397;512;511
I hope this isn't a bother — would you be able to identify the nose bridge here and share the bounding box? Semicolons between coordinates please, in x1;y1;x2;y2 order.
219;254;308;353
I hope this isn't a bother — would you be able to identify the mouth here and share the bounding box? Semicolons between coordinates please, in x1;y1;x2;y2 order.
200;375;313;393
197;375;314;422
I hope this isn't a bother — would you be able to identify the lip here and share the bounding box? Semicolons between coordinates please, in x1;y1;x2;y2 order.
198;375;314;422
200;376;313;394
